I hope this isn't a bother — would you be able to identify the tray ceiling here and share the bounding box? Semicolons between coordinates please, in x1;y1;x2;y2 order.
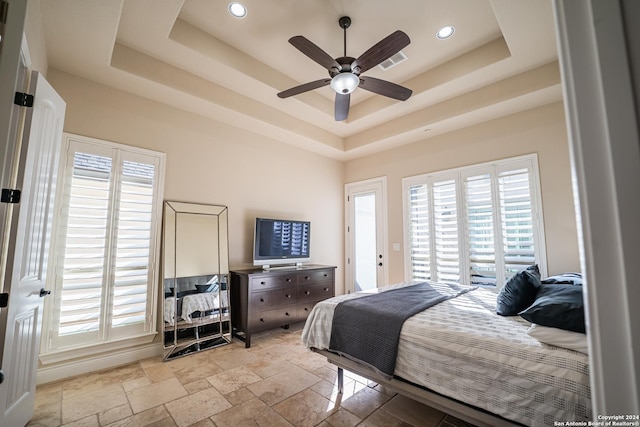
38;0;562;160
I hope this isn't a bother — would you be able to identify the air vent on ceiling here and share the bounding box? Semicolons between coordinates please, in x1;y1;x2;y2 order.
378;51;408;71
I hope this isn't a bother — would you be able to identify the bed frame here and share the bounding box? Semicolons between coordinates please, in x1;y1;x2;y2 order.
313;348;523;427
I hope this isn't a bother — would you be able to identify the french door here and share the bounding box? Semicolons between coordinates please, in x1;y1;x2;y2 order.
345;177;387;293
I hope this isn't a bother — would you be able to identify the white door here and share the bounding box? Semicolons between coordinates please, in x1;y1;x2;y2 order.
345;178;387;293
0;71;66;427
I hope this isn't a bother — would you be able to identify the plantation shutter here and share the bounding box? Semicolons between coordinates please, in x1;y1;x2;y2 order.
408;184;431;280
403;154;545;287
432;179;459;283
499;168;536;276
58;152;112;338
111;159;156;332
47;136;163;351
464;174;497;286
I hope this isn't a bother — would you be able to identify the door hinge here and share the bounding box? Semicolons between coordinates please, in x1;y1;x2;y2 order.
0;1;8;24
1;188;20;203
14;92;34;107
0;293;8;308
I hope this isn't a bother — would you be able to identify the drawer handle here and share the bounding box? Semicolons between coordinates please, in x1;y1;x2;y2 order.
260;298;264;302
305;291;310;295
285;312;290;316
286;294;291;298
323;273;328;277
286;278;291;282
304;307;309;311
324;287;329;292
260;281;266;285
305;276;310;280
260;318;264;322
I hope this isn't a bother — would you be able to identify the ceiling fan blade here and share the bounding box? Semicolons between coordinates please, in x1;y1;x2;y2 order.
335;93;350;121
277;79;331;98
351;30;410;74
359;76;412;101
289;36;341;71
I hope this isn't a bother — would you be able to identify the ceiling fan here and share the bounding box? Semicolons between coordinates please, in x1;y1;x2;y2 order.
277;16;412;121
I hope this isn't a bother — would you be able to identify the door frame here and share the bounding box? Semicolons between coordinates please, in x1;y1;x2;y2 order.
554;0;640;413
345;177;388;294
0;0;28;295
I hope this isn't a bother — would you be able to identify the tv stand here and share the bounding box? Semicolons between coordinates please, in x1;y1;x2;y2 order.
230;265;336;347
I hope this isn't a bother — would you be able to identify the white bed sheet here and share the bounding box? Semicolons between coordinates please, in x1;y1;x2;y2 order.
301;281;591;426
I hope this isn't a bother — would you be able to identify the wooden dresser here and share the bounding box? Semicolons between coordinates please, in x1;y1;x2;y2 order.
230;265;336;347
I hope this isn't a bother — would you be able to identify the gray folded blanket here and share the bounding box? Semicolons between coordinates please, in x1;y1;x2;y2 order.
329;282;475;378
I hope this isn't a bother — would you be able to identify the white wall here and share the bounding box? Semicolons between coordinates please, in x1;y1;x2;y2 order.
344;102;580;284
46;70;344;292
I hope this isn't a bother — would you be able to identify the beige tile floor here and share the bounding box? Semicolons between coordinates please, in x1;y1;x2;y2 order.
28;324;476;427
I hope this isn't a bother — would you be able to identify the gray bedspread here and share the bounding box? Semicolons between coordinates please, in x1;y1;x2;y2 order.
328;282;474;377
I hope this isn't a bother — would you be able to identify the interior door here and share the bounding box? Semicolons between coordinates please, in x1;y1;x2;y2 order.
0;71;66;427
345;178;387;293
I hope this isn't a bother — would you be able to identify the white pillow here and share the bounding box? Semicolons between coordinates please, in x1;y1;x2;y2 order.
527;323;589;354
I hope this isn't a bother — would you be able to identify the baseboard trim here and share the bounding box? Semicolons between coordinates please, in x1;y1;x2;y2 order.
36;343;163;385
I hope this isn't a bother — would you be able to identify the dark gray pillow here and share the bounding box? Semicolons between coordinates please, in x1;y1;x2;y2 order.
542;273;583;286
496;265;541;316
519;284;585;333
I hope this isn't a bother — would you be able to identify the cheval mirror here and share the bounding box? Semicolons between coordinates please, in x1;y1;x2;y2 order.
162;201;231;360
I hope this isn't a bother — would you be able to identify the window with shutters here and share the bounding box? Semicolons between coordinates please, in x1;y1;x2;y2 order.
402;154;546;288
41;134;165;357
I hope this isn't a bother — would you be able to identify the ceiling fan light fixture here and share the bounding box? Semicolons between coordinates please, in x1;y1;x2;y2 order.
331;73;360;94
437;25;455;39
228;2;247;18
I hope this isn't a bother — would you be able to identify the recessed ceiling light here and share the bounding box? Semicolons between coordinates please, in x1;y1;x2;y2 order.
228;2;247;18
436;25;455;39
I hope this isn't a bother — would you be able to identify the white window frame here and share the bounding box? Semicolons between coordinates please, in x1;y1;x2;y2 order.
402;154;547;288
40;133;165;363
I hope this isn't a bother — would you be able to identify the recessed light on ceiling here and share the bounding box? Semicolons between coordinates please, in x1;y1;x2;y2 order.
228;2;247;18
436;25;455;39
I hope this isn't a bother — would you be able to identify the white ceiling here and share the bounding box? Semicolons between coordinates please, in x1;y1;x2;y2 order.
38;0;562;160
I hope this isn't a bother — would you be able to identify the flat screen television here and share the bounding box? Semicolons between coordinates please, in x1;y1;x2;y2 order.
253;218;310;269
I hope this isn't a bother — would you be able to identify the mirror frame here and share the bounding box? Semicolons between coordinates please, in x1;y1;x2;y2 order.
162;201;231;360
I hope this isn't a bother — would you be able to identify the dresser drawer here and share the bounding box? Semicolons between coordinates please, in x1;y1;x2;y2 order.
250;274;296;291
297;301;320;321
297;269;333;284
249;289;296;310
250;307;295;331
297;282;333;304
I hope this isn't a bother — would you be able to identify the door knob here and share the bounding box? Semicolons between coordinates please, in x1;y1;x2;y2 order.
39;288;51;297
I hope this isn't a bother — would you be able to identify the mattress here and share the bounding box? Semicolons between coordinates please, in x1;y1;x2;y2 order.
301;281;592;426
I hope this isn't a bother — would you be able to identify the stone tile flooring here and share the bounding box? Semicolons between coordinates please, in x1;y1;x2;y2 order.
28;324;476;427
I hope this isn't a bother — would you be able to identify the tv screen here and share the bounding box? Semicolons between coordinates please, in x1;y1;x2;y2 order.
253;218;310;267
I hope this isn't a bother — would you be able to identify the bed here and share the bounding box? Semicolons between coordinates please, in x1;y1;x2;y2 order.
301;280;591;427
